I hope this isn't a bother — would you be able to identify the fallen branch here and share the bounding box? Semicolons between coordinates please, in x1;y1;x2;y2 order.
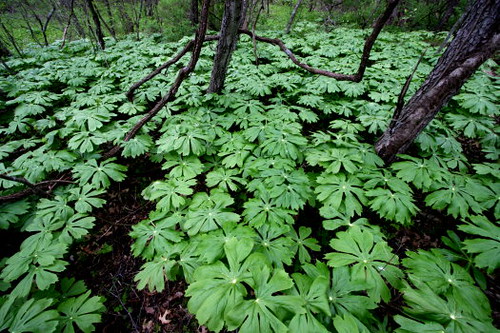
0;173;74;202
241;0;400;82
104;0;212;159
126;34;219;101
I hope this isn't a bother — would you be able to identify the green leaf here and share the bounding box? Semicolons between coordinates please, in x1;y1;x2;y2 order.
73;158;127;189
391;156;445;191
134;252;181;292
333;313;370;333
401;284;497;332
69;185;106;213
242;191;295;228
60;214;96;243
58;291;105;333
6;298;58;333
325;227;402;302
226;265;303;333
254;224;296;268
186;238;255;332
315;173;367;218
288;274;330;333
130;209;184;260
402;249;491;318
206;168;246;192
394;315;446;333
459;215;500;273
142;178;196;212
161;153;204;180
366;188;418;225
0;200;30;229
288;227;321;264
425;176;485;218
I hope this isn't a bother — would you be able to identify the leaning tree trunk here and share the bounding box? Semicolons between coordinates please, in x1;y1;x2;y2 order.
375;0;500;163
285;0;304;34
207;0;244;93
86;0;106;49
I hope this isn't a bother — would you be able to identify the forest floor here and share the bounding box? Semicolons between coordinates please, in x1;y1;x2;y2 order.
52;152;498;332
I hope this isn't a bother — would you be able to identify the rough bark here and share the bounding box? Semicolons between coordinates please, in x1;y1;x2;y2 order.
96;4;117;40
86;0;106;49
375;0;500;163
117;0;134;33
190;0;199;26
144;0;159;16
19;5;43;46
0;39;10;57
285;0;304;34
207;0;243;93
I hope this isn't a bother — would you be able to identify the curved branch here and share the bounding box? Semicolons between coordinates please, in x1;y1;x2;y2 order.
104;0;212;159
240;0;400;82
0;173;75;202
126;34;220;101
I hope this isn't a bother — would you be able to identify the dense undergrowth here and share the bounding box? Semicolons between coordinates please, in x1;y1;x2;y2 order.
0;23;499;332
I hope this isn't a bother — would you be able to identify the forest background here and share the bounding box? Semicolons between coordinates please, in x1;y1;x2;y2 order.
0;0;498;332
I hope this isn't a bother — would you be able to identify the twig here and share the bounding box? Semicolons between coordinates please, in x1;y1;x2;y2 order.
109;279;140;333
390;48;428;132
0;173;48;196
0;173;74;202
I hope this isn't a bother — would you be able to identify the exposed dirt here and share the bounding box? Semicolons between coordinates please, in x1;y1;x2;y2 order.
66;168;202;333
60;158;498;332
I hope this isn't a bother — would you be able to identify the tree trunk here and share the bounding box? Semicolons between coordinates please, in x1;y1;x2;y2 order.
285;0;304;34
103;0;117;37
0;38;10;59
117;0;135;34
0;21;23;57
144;0;158;16
190;0;199;26
435;0;459;31
207;0;244;93
375;0;500;163
61;0;76;48
85;0;106;49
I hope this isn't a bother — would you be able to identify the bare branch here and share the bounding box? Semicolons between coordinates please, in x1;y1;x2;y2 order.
126;34;219;101
104;0;212;159
0;173;75;202
240;0;400;82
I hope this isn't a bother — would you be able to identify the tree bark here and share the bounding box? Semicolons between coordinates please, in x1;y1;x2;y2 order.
435;0;459;31
285;0;304;34
375;0;500;163
190;0;199;26
60;0;76;48
207;0;244;93
86;0;105;49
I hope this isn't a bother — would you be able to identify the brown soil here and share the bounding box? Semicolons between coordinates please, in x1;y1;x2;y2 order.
67;176;201;333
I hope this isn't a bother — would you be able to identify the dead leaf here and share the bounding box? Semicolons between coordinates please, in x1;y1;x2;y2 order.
158;309;171;325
